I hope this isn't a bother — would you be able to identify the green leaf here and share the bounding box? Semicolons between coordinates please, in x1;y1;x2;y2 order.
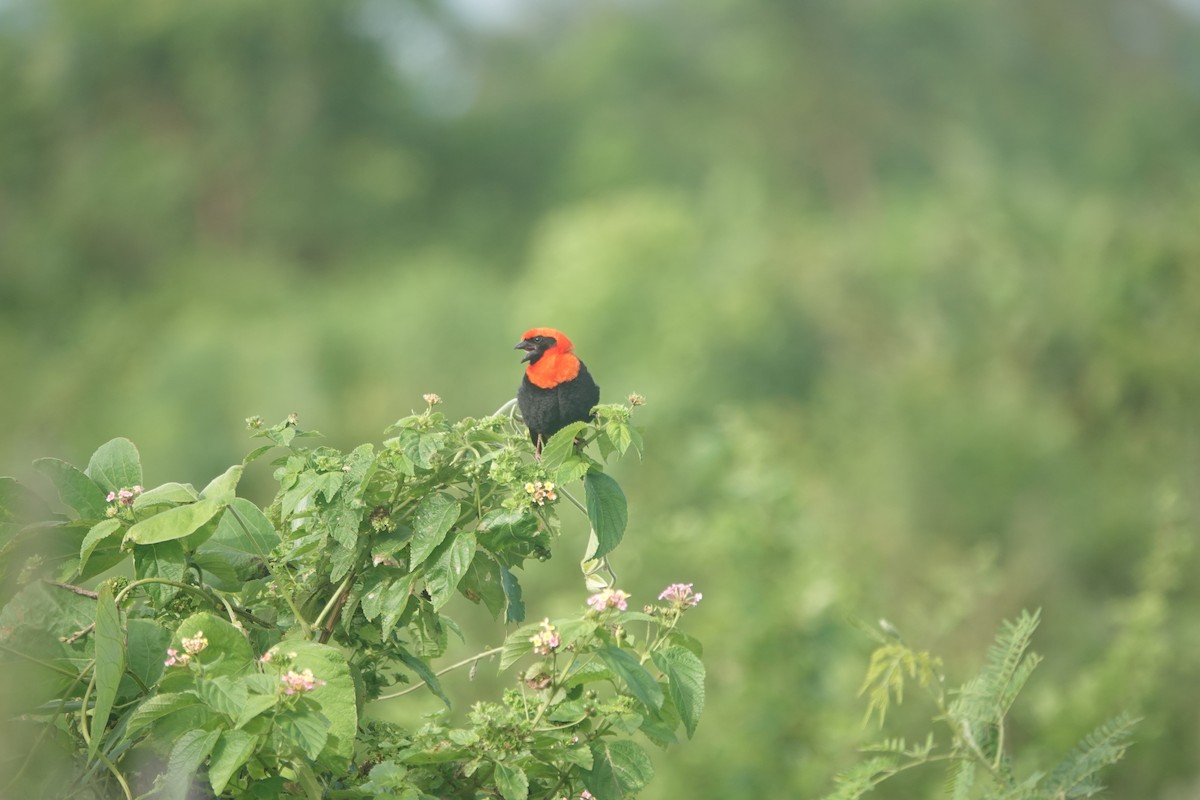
585;739;654;800
163;728;220;800
598;646;663;711
89;582;125;759
425;531;476;609
191;551;241;590
163;613;256;682
133;541;187;607
209;729;257;795
124;693;199;738
200;500;281;578
277;640;358;770
494;761;529;800
79;518;122;573
500;566;525;623
85;438;143;494
459;551;506;618
397;646;451;708
584;470;627;560
200;464;243;503
133;482;200;509
196;674;249;719
275;707;330;760
539;421;588;471
372;571;416;635
126;498;223;545
499;621;540;670
235;692;279;729
125;618;171;691
652;646;706;738
409;493;459;567
33;458;108;520
1044;712;1140;799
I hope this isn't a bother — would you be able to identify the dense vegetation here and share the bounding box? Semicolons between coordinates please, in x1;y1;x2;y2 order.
1;0;1198;797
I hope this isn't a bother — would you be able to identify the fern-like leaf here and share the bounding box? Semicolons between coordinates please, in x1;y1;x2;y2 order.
949;608;1041;752
1043;713;1139;799
946;757;975;800
821;756;898;800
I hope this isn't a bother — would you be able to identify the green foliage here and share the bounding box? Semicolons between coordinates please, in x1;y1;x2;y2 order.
827;612;1138;800
0;403;704;798
2;1;1199;797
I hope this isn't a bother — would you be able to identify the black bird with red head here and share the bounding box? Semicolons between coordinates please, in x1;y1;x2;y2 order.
514;327;600;455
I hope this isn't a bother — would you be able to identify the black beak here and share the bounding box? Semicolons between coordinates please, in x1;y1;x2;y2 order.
515;339;536;363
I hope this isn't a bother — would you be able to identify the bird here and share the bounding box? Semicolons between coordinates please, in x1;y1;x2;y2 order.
514;327;600;455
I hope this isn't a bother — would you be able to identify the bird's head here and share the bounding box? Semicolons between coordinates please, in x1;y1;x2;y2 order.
515;327;574;366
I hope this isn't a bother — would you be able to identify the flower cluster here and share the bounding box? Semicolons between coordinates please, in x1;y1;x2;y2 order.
423;392;442;406
525;480;558;506
281;668;326;695
530;618;560;656
165;630;209;667
105;485;144;515
626;392;646;407
659;583;703;609
587;588;631;612
369;505;395;533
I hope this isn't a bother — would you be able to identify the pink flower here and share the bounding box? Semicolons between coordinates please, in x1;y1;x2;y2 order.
281;668;325;695
164;648;190;667
658;583;703;608
106;491;117;503
587;588;631;612
530;618;560;656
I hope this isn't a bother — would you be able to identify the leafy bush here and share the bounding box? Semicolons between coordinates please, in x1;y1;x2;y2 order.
0;399;705;799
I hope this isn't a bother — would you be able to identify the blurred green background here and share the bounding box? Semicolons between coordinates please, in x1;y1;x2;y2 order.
3;0;1200;796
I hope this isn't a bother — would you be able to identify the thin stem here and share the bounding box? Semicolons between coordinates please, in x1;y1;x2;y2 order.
312;573;354;631
377;646;505;700
558;486;588;516
95;750;133;800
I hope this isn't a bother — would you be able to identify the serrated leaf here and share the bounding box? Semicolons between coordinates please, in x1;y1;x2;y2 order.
33;458;109;520
377;572;416;635
652;646;706;738
495;761;529;800
584;470;627;560
209;729;257;795
85;438;143;494
425;531;476;609
585;739;654;800
133;541;187;607
126;498;223;545
598;646;663;711
409;493;459;567
539;421;588;471
277;640;357;770
196;675;249;719
79;518;121;573
200;465;243;503
89;583;125;759
275;707;330;760
164;729;220;800
235;692;279;729
499;621;541;670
